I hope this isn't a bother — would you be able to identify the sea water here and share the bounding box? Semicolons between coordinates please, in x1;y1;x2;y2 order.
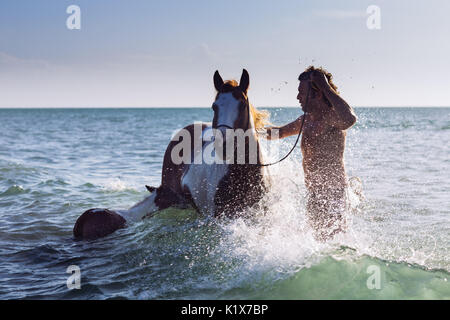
0;107;448;299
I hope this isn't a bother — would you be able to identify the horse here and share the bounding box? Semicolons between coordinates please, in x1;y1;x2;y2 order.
73;69;271;240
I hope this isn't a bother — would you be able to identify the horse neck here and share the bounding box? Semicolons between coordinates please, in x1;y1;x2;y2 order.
232;104;263;166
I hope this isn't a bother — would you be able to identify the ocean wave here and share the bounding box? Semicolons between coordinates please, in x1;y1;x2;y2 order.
0;185;27;196
235;254;450;299
98;178;141;193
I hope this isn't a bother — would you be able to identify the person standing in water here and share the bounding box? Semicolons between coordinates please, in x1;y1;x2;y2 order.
265;66;357;241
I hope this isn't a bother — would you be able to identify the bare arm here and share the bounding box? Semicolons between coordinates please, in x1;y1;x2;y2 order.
312;72;357;130
265;115;304;140
323;87;357;130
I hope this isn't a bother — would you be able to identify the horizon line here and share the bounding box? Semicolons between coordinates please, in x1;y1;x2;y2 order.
0;105;449;109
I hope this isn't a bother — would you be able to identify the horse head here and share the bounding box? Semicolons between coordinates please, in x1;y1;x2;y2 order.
211;69;260;164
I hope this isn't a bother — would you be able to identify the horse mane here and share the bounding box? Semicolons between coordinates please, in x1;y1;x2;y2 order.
215;80;271;130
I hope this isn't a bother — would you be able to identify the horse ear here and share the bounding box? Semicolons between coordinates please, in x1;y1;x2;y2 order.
239;69;250;93
213;70;224;92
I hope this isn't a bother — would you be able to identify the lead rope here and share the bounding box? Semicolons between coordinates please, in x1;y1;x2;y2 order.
257;83;311;167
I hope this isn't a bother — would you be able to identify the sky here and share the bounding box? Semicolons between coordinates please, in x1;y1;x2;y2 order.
0;0;449;108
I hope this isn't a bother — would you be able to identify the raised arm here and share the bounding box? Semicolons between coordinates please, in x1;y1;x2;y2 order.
311;71;357;130
265;115;304;140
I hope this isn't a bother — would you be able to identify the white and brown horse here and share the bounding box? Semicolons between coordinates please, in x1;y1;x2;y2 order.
73;69;271;239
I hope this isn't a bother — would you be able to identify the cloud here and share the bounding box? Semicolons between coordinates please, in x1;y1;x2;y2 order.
111;43;221;72
187;43;218;63
314;10;366;19
0;52;51;71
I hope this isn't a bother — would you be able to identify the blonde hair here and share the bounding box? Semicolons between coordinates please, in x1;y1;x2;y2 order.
250;104;271;130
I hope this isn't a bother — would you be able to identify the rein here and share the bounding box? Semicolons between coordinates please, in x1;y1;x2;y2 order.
213;83;311;167
256;84;311;167
257;113;306;167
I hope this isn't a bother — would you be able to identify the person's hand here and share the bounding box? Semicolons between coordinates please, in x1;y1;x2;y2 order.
263;127;272;140
310;70;329;91
259;127;276;140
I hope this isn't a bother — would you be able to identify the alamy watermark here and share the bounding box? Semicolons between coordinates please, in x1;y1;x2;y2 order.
66;5;81;30
366;5;381;30
169;122;280;165
66;265;81;290
63;5;381;31
366;265;381;290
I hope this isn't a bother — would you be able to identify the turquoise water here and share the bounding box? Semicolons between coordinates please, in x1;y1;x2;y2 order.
0;107;449;299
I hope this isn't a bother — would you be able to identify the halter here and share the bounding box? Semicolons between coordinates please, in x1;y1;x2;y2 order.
215;124;234;130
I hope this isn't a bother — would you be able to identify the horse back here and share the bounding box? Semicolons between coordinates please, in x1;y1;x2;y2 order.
161;122;209;195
